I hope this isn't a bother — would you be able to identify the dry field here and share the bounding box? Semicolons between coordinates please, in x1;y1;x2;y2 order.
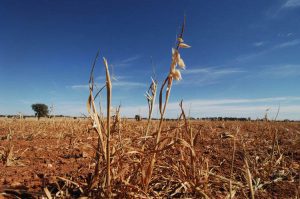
1;19;299;199
0;118;299;198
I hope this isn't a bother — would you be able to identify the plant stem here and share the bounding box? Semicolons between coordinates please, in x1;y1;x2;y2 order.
104;58;112;198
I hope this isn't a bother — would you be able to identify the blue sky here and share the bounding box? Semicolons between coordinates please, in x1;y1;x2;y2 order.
0;0;300;120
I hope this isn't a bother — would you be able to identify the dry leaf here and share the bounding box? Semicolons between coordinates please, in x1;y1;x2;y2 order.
179;43;191;48
178;58;185;69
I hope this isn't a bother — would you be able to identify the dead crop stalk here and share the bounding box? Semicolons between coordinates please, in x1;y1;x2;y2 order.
144;78;158;137
243;144;255;199
229;127;238;199
86;53;113;197
143;17;191;192
103;58;112;198
179;100;196;181
86;51;107;192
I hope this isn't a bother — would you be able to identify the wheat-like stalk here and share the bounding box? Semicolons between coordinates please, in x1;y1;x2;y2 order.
103;57;112;198
143;17;191;192
144;77;157;137
86;53;113;198
86;51;107;192
229;127;238;199
243;144;255;199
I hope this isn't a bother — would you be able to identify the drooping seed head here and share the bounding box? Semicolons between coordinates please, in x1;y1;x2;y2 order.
171;69;182;80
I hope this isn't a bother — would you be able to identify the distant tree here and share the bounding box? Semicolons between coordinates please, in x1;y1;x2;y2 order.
135;115;141;121
31;103;49;119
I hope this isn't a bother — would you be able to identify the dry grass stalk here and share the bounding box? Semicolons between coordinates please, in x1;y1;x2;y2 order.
113;105;123;152
43;187;52;199
269;128;279;176
56;176;84;194
86;52;107;192
144;77;157;137
3;145;14;166
142;78;157;152
229;127;238;199
86;53;113;198
179;100;196;181
207;171;244;187
143;16;190;192
103;57;112;198
243;146;255;199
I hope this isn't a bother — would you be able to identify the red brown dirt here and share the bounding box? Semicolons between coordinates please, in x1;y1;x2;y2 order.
0;118;299;198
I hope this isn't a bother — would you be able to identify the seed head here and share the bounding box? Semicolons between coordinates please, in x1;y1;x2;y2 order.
171;69;182;80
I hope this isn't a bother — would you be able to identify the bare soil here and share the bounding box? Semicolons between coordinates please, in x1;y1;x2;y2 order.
0;118;299;198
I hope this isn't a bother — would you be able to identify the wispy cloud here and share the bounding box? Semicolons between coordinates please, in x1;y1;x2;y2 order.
121;55;140;63
261;64;300;78
111;55;141;67
183;67;244;75
179;67;245;86
274;39;300;48
282;0;300;8
70;85;89;89
253;42;265;47
236;39;300;62
236;51;267;62
96;75;130;81
113;81;145;87
265;1;300;20
278;32;295;37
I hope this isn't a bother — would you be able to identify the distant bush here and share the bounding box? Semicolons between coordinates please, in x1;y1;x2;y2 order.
135;115;141;121
31;103;49;119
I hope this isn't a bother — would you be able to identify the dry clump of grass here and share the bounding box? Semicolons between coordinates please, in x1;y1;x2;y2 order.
83;17;192;197
0;131;22;167
86;52;112;197
0;145;14;166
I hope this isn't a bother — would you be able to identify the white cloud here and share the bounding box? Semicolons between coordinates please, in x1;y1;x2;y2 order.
253;42;265;47
182;68;210;74
70;85;89;89
113;81;145;87
111;55;141;67
97;75;129;81
236;39;300;62
261;64;300;78
266;0;300;18
183;67;244;75
121;55;140;63
179;67;245;86
274;39;300;48
283;0;300;8
236;50;267;62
